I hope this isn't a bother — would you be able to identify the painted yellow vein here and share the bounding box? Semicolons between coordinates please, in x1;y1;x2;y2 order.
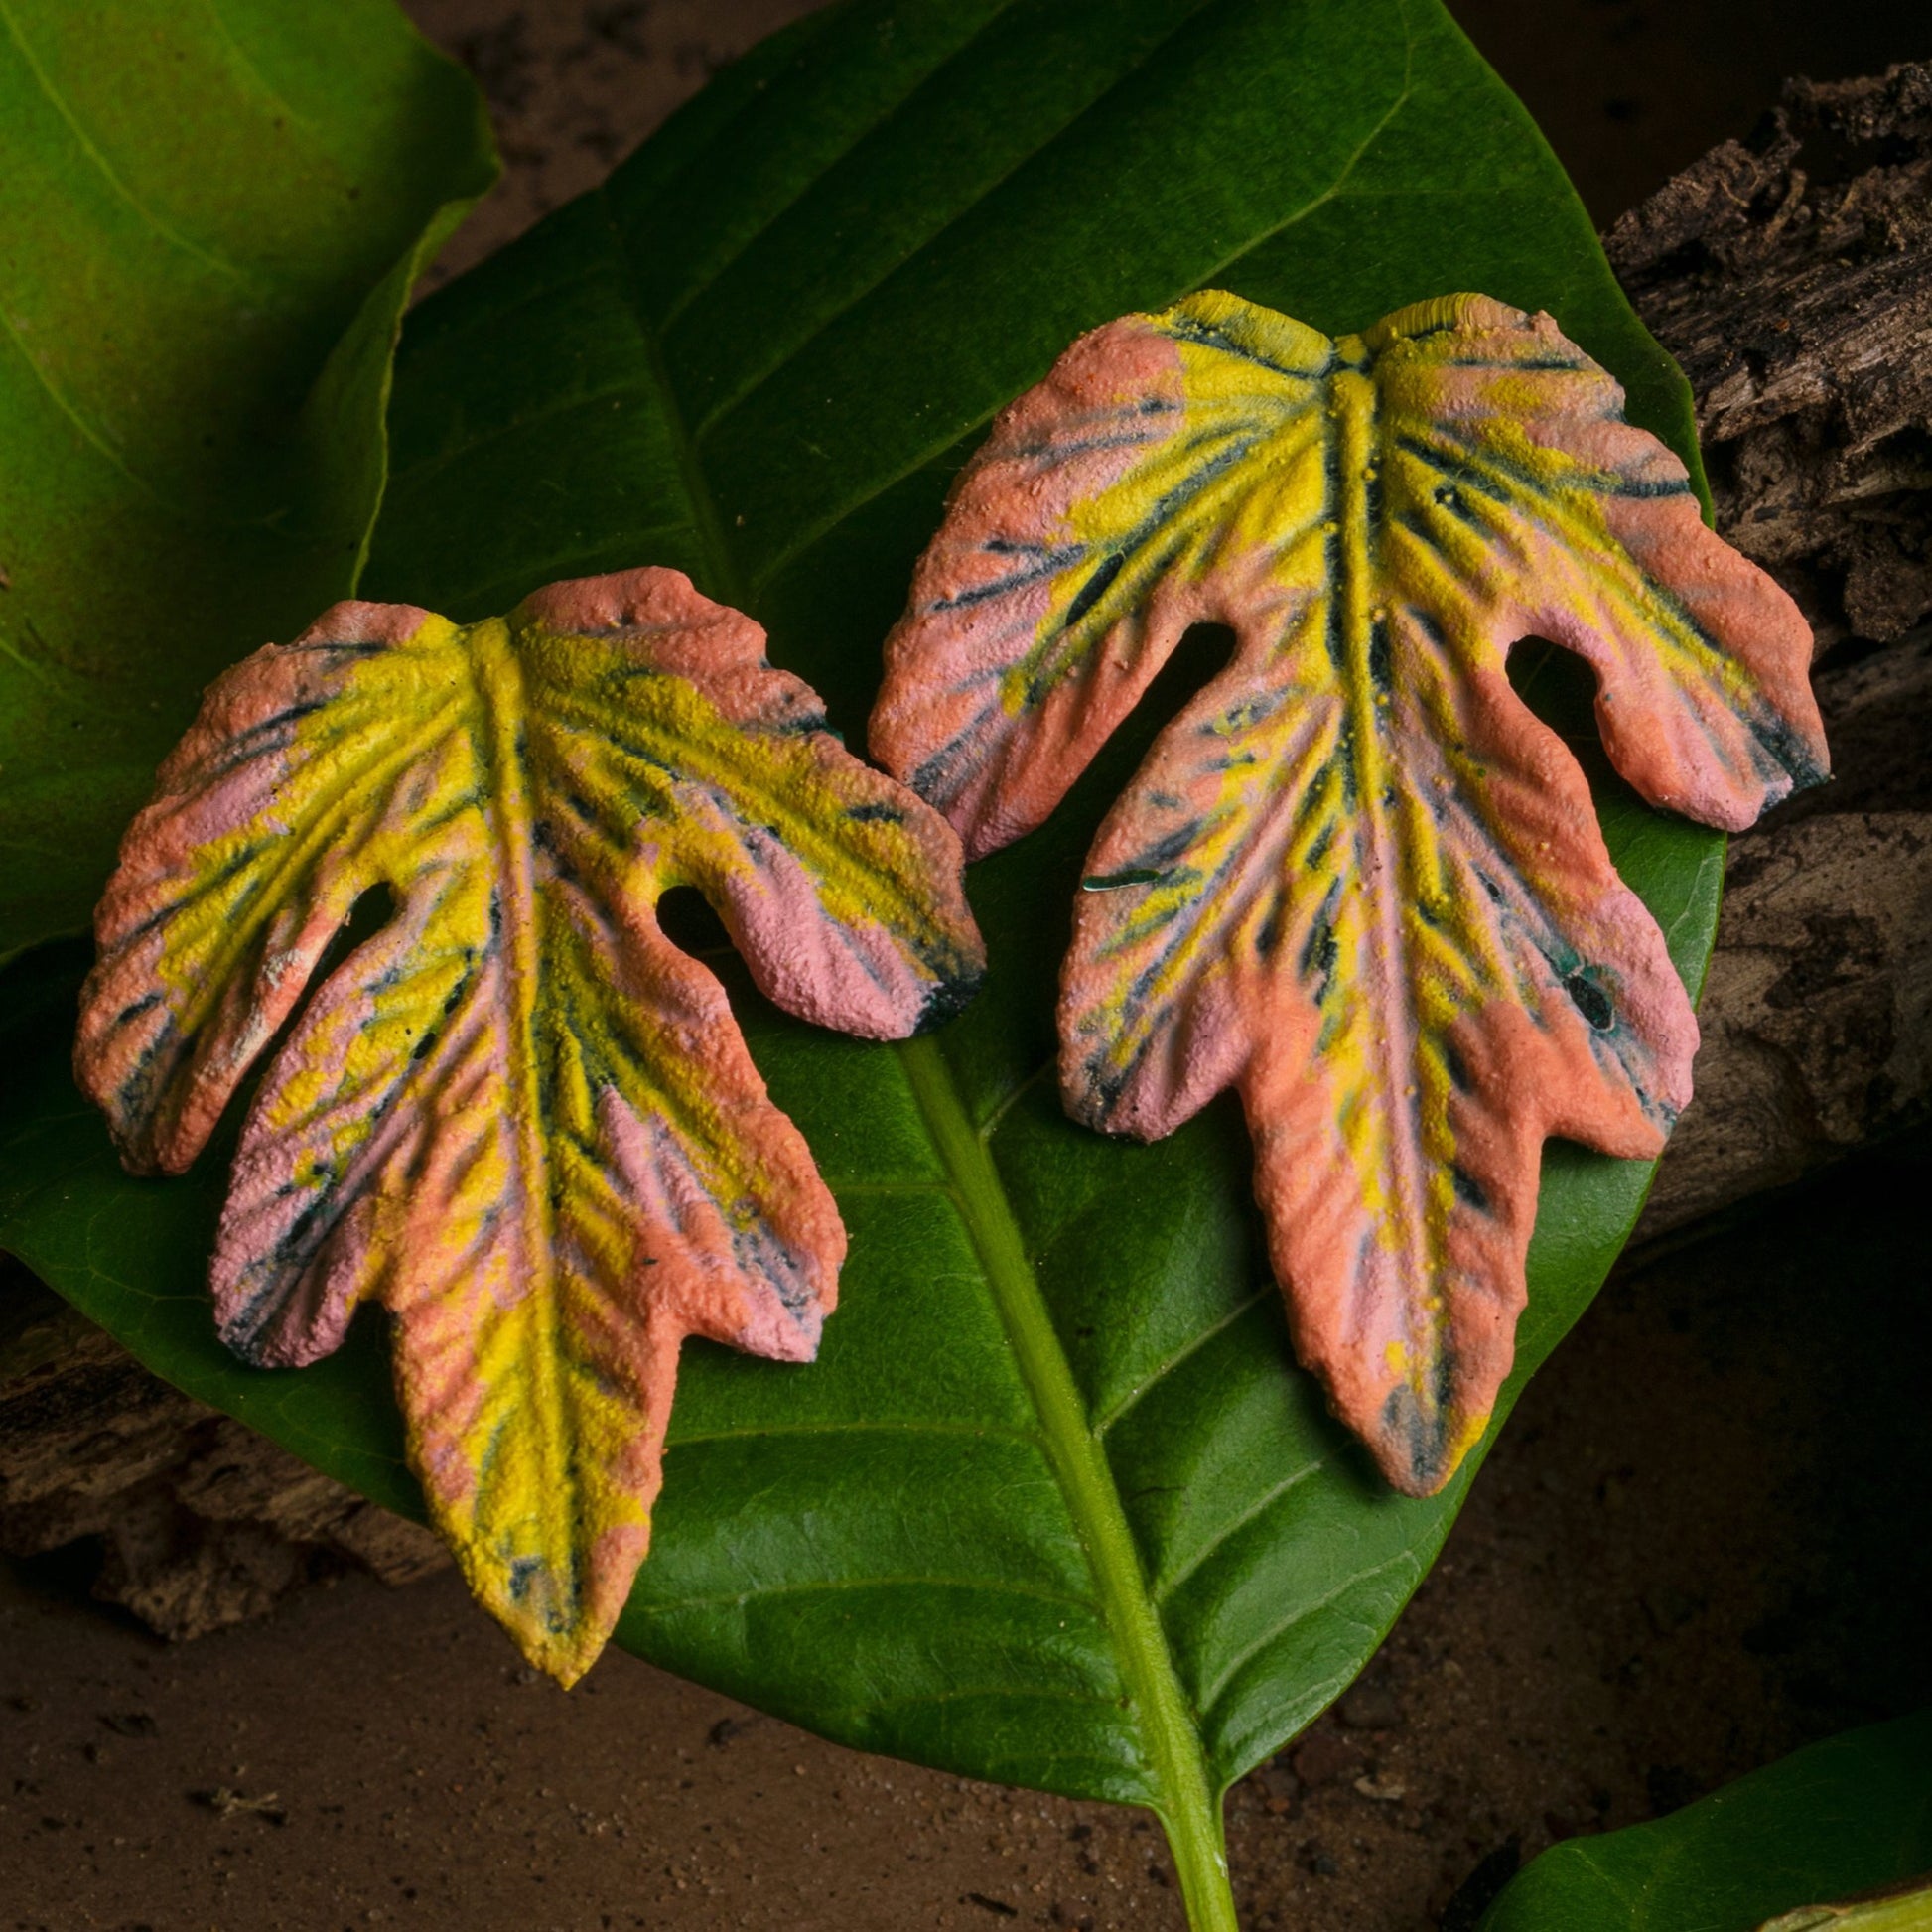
168;693;466;1040
1095;701;1335;1060
570;708;947;938
1333;362;1432;1289
469;622;571;1556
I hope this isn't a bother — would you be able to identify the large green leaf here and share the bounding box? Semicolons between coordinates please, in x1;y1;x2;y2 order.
0;0;496;959
1480;1714;1932;1932
0;2;1723;1924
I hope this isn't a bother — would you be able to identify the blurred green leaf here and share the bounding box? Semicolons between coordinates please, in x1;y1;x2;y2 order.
1481;1714;1932;1932
0;0;496;957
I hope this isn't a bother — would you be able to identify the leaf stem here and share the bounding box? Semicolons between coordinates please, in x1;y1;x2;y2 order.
897;1035;1239;1932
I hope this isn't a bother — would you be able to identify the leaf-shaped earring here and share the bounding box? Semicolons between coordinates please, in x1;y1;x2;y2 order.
871;291;1828;1497
76;567;985;1683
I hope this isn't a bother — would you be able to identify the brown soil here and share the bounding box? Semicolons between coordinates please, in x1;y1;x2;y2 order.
5;3;1930;1928
8;1144;1927;1931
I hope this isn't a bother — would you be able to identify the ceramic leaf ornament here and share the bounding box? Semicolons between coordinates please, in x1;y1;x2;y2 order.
872;291;1827;1497
76;568;984;1683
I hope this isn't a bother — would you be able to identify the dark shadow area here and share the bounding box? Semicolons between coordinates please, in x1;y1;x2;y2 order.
1448;0;1931;221
1505;633;1599;741
1221;1129;1932;1928
653;880;734;960
6;1534;119;1618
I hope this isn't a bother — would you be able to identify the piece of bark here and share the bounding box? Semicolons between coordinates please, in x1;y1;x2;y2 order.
1605;63;1932;657
1612;63;1932;1234
1638;807;1932;1237
1634;621;1932;1238
0;1271;447;1639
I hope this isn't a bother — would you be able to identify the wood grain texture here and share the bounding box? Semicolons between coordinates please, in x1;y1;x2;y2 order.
1623;62;1932;1234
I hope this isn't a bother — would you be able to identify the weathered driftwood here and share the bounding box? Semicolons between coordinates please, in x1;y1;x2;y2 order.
1620;63;1932;1234
1605;64;1932;658
0;1267;448;1636
3;66;1928;1634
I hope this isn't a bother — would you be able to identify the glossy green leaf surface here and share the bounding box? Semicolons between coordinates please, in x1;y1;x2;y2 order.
0;0;496;958
0;1;1721;1918
1480;1714;1932;1932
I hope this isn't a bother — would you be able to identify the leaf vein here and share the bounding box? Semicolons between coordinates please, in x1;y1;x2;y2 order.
655;0;1028;336
1150;1452;1335;1606
745;34;1416;599
686;0;1222;441
1198;1547;1422;1712
667;1417;1039;1449
1092;1284;1275;1439
634;1572;1098;1616
0;0;260;285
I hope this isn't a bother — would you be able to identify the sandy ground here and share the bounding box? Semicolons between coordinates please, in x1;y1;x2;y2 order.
7;1146;1927;1930
5;1;1930;1927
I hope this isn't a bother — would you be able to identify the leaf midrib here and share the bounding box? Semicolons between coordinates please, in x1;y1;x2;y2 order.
896;1033;1222;1833
472;617;576;1584
586;67;1225;1849
1331;355;1434;1313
